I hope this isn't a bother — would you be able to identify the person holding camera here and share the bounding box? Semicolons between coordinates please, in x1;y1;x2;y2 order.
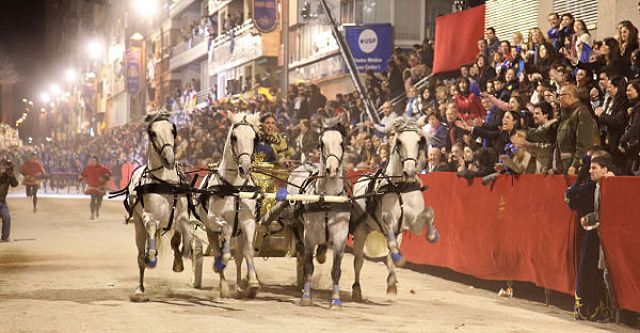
0;159;19;242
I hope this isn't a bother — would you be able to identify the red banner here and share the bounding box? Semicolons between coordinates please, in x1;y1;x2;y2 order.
432;5;485;74
599;177;640;313
398;173;577;294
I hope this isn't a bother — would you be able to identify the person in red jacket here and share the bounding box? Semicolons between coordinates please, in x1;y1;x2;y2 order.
19;152;45;213
79;156;111;220
454;78;486;126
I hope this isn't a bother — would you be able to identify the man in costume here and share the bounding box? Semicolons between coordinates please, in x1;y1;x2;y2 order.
80;156;111;220
19;152;45;213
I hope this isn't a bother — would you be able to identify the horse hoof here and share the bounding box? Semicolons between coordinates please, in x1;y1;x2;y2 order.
129;292;149;303
220;283;231;299
246;283;260;299
213;256;226;273
386;284;397;295
300;296;313;306
352;287;363;303
330;298;343;309
173;259;184;273
427;230;440;243
145;257;157;269
391;252;406;267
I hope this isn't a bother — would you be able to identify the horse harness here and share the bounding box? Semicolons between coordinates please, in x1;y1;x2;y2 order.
198;171;262;238
110;166;198;235
293;171;352;243
355;169;427;237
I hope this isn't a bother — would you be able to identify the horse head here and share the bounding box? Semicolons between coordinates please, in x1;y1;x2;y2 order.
390;119;425;181
319;119;346;179
145;113;177;170
228;112;260;179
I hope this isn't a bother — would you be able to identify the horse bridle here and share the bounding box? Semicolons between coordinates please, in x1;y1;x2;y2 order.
319;127;346;167
147;118;177;162
230;119;258;165
393;127;425;167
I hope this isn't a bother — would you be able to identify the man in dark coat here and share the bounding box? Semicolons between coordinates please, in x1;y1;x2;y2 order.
0;159;18;241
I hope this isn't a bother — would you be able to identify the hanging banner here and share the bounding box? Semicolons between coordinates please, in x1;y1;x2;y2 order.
344;23;393;73
126;47;142;95
433;5;485;73
253;0;277;33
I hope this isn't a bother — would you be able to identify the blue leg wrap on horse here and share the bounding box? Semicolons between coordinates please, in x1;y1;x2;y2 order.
148;238;157;252
246;261;255;271
302;282;311;298
331;298;342;306
214;256;226;271
145;256;157;268
391;251;403;262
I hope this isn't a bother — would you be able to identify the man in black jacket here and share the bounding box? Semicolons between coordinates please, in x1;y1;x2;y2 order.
0;159;19;242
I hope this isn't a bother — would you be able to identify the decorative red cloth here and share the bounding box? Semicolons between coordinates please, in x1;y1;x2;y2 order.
19;160;45;186
433;5;485;73
81;164;111;195
599;177;640;313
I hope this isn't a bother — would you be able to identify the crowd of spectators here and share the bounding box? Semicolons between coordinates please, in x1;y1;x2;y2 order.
8;10;640;193
2;6;640;325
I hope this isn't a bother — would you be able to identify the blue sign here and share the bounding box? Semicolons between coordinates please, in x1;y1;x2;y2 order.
126;47;141;95
344;24;393;73
253;0;277;33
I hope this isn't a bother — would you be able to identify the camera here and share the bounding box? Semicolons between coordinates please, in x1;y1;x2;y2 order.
2;159;13;169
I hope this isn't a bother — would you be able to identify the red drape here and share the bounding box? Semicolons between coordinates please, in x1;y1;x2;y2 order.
432;5;485;74
399;173;577;294
599;177;640;313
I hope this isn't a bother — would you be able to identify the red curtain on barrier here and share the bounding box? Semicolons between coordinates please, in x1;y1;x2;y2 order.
599;177;640;313
400;173;577;294
432;5;485;74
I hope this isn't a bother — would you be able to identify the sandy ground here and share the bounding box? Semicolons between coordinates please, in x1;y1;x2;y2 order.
0;193;635;333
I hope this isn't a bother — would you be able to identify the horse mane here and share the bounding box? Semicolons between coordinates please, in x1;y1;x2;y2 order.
391;117;420;133
144;111;172;127
321;118;347;137
230;112;260;128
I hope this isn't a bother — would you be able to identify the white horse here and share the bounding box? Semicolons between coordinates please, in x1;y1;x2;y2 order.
277;124;349;308
125;113;193;302
350;119;439;302
197;112;261;298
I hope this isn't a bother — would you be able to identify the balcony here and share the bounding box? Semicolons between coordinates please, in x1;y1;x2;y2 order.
208;20;280;75
169;34;208;71
169;0;199;18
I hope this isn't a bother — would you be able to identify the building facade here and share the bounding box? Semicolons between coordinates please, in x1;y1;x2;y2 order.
287;0;452;99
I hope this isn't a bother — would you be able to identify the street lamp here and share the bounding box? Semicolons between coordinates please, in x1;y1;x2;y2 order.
86;40;104;60
40;92;50;104
50;84;62;96
133;0;158;18
65;69;77;82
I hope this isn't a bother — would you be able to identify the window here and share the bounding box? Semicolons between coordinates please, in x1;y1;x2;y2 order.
554;0;598;32
394;0;422;42
362;0;390;24
485;0;538;43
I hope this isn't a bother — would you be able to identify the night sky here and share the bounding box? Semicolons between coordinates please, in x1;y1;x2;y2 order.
0;0;46;131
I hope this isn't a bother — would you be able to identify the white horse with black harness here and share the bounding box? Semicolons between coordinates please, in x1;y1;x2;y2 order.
262;122;350;308
350;119;440;302
111;113;194;302
195;112;262;298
